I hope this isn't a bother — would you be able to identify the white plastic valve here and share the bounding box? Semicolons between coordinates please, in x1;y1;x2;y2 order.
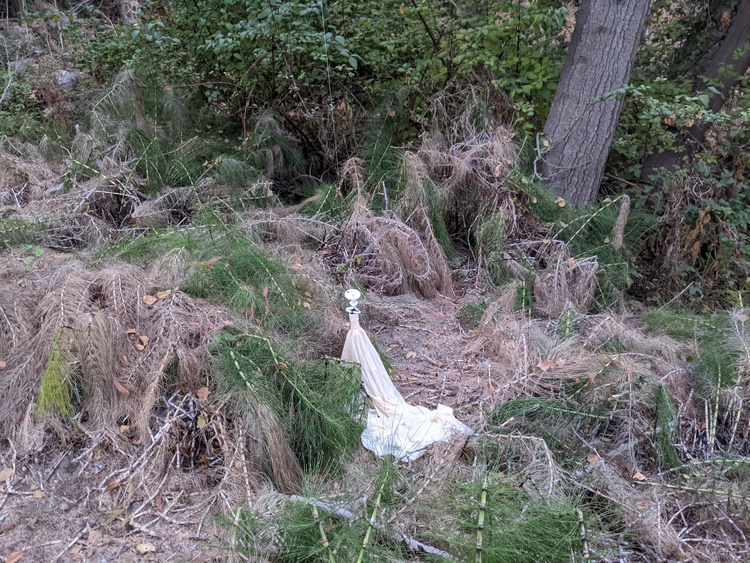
345;288;361;313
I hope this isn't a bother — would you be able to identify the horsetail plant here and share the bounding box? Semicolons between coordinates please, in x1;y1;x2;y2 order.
357;478;386;563
476;475;488;563
309;501;336;563
577;509;590;562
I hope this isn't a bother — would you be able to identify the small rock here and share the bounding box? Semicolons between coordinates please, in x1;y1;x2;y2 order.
56;69;80;90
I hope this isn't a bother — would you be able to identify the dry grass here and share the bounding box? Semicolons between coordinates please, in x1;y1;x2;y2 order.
0;257;229;450
325;199;452;298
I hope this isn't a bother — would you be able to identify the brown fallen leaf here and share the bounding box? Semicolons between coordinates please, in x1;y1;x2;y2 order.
636;501;649;511
0;467;14;482
586;453;601;464
156;290;172;299
6;551;23;563
113;379;130;396
142;295;158;306
555;358;566;367
104;481;121;493
632;471;646;481
536;358;556;372
33;490;45;499
135;543;156;555
196;387;210;402
119;425;130;433
0;360;6;370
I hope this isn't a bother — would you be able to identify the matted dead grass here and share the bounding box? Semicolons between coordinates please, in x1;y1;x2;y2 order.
0;254;229;449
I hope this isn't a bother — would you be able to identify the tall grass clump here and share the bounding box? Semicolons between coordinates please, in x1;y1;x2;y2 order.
215;333;363;473
184;234;311;335
655;384;682;469
647;309;748;455
489;397;610;454
472;210;509;286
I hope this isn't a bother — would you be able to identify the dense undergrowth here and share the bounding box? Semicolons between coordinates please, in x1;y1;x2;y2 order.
0;3;749;562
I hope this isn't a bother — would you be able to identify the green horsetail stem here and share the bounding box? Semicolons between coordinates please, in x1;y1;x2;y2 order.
357;479;386;563
309;501;336;563
476;475;488;563
577;509;590;562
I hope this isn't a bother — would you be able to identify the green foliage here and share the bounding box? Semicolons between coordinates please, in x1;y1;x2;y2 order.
441;472;582;563
451;1;568;130
655;384;682;469
647;309;748;454
0;68;64;142
489;397;609;453
605;80;748;184
472;210;509;286
458;301;487;329
216;333;363;473
0;218;46;251
64;4;200;85
552;197;658;306
185;236;310;334
36;329;75;418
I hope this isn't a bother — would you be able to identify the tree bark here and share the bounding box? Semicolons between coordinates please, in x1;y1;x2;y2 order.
641;0;750;180
541;0;650;208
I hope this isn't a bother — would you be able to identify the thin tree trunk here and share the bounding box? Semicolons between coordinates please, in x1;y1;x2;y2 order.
641;0;750;180
541;0;650;208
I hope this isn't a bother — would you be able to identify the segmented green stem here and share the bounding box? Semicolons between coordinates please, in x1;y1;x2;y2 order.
309;501;336;563
357;480;386;563
476;475;488;563
709;363;722;454
577;508;590;562
727;397;743;452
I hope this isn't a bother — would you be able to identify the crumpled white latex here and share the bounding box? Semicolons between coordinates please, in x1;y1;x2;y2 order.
341;313;473;461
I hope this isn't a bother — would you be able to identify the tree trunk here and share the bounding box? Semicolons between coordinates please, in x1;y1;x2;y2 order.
541;0;650;208
641;0;750;180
